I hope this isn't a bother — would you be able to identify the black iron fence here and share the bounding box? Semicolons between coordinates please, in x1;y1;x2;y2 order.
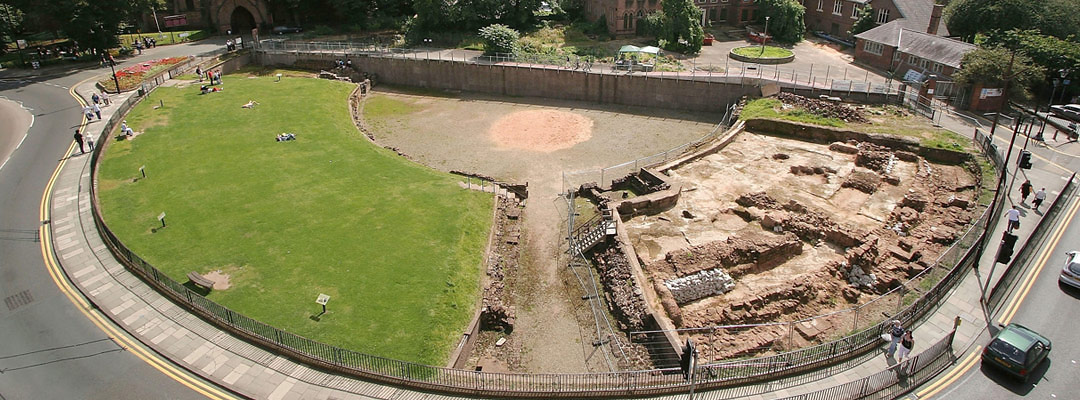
79;50;998;398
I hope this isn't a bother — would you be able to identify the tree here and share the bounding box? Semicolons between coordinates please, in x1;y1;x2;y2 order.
478;24;519;55
985;30;1080;79
658;0;704;54
953;46;1045;100
945;0;1079;43
637;11;664;38
849;5;876;36
755;0;805;44
0;3;24;54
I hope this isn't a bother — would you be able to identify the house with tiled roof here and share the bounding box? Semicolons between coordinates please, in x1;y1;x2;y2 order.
853;4;975;80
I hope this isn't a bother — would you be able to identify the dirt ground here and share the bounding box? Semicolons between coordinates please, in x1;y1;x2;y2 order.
622;132;980;361
363;88;720;373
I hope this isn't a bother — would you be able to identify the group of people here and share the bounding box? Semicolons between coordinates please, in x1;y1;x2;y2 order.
334;59;352;70
275;133;297;142
196;67;223;85
226;39;240;51
72;129;93;154
1006;180;1047;233
886;320;915;362
133;37;157;55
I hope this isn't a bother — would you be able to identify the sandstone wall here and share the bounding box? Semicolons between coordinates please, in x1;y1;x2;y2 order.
744;119;972;165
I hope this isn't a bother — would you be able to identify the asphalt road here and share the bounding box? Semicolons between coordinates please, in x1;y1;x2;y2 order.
930;193;1080;399
0;40;227;400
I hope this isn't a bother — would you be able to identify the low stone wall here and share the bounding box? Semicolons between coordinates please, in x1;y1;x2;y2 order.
744;118;971;164
664;268;736;304
613;168;681;220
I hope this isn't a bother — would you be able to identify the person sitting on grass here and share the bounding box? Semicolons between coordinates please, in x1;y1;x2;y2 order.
241;100;259;109
276;133;296;142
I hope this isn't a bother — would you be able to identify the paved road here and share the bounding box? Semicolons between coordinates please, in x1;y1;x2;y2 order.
0;40;228;400
928;193;1080;399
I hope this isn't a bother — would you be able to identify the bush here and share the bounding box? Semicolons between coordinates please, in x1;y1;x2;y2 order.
478;24;520;55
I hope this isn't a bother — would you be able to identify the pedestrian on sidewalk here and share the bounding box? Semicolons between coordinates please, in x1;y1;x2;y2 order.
1033;188;1047;210
1006;206;1021;233
1020;180;1033;203
91;92;100;105
83;106;94;121
101;91;110;106
886;320;904;358
897;331;914;362
87;136;94;151
92;103;101;120
73;129;84;154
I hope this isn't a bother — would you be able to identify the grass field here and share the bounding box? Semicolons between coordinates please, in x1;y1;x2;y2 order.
96;73;493;365
731;46;794;59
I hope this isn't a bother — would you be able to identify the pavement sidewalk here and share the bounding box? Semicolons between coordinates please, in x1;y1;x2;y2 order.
47;73;1074;400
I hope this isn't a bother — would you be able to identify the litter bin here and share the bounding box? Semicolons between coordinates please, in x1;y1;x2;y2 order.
137;87;145;96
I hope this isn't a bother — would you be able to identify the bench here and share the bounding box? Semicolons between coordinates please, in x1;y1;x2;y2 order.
187;271;214;290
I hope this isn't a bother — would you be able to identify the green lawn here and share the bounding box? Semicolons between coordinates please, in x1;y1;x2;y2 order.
97;74;493;365
119;30;209;47
731;46;794;59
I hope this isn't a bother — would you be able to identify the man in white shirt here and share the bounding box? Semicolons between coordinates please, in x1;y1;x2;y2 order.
1006;206;1020;233
1033;188;1047;211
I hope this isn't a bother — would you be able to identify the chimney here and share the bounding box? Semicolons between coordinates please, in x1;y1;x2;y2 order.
927;4;944;35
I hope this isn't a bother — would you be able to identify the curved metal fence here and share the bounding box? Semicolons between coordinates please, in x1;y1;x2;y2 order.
79;49;999;398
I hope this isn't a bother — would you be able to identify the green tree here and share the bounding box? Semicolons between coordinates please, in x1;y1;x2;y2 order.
849;5;876;36
658;0;703;54
0;3;24;54
954;46;1045;100
636;11;663;38
478;23;519;55
755;0;805;44
986;30;1080;79
945;0;1079;43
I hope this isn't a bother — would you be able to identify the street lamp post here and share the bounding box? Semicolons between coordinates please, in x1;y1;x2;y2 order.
761;16;771;56
109;58;121;93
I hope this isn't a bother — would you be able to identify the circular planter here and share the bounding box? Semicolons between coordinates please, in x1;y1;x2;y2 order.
729;46;795;64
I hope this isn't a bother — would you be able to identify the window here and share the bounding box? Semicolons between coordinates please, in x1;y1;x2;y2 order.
864;41;884;55
919;58;930;69
932;63;944;73
833;0;843;15
908;55;918;65
877;8;890;23
893;51;901;61
852;5;860;18
817;0;823;11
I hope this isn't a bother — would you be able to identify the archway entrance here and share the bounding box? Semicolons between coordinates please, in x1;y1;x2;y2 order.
229;6;257;33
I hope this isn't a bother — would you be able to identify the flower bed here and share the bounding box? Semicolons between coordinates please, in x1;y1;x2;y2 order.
98;57;189;92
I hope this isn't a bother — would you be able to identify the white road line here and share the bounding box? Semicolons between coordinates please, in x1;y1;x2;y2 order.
0;98;35;172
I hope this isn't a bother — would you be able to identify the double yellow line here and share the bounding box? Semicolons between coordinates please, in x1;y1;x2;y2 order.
916;185;1080;399
33;80;238;399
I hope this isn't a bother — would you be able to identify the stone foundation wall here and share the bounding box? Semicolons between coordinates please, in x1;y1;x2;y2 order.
744;118;971;165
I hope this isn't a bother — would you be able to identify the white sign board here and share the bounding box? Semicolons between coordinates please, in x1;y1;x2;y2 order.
16;39;27;49
179;32;189;38
980;88;1003;99
316;293;330;305
903;69;924;83
157;212;166;221
235;37;242;45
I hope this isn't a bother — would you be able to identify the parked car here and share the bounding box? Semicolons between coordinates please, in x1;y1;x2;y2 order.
272;26;303;35
1060;251;1080;289
982;323;1051;381
1050;104;1080;122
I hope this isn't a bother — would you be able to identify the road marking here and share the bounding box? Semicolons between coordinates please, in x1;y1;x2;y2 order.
984;127;1073;173
916;347;982;399
999;193;1080;325
34;78;239;399
0;97;35;172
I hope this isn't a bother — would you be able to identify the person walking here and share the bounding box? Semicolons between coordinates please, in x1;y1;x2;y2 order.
1020;180;1033;204
886;320;904;358
1033;188;1047;211
1006;205;1021;233
101;91;110;106
92;103;101;120
87;136;95;151
73;129;84;154
91;92;100;105
196;66;202;82
897;331;914;362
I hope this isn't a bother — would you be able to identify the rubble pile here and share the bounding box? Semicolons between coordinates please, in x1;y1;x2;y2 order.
854;143;894;173
777;92;869;123
842;170;881;194
595;246;650;331
664;268;736;304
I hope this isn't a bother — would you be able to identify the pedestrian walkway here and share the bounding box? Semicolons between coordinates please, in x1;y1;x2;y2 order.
46;72;1074;400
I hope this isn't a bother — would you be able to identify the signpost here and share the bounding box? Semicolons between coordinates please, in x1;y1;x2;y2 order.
315;293;330;316
157;212;166;228
140;165;146;178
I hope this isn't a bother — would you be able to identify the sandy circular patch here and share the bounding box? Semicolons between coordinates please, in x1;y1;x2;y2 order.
489;109;593;152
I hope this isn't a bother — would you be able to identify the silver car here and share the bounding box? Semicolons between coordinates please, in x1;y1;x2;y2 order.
1061;251;1080;289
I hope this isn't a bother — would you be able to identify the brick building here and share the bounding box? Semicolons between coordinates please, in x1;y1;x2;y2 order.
584;0;664;36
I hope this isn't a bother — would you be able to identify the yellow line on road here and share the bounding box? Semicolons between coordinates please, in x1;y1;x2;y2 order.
916;348;982;399
999;193;1080;325
33;80;239;400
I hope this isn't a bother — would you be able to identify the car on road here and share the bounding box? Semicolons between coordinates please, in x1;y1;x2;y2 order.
1050;104;1080;122
982;323;1051;381
272;26;303;35
1060;251;1080;289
